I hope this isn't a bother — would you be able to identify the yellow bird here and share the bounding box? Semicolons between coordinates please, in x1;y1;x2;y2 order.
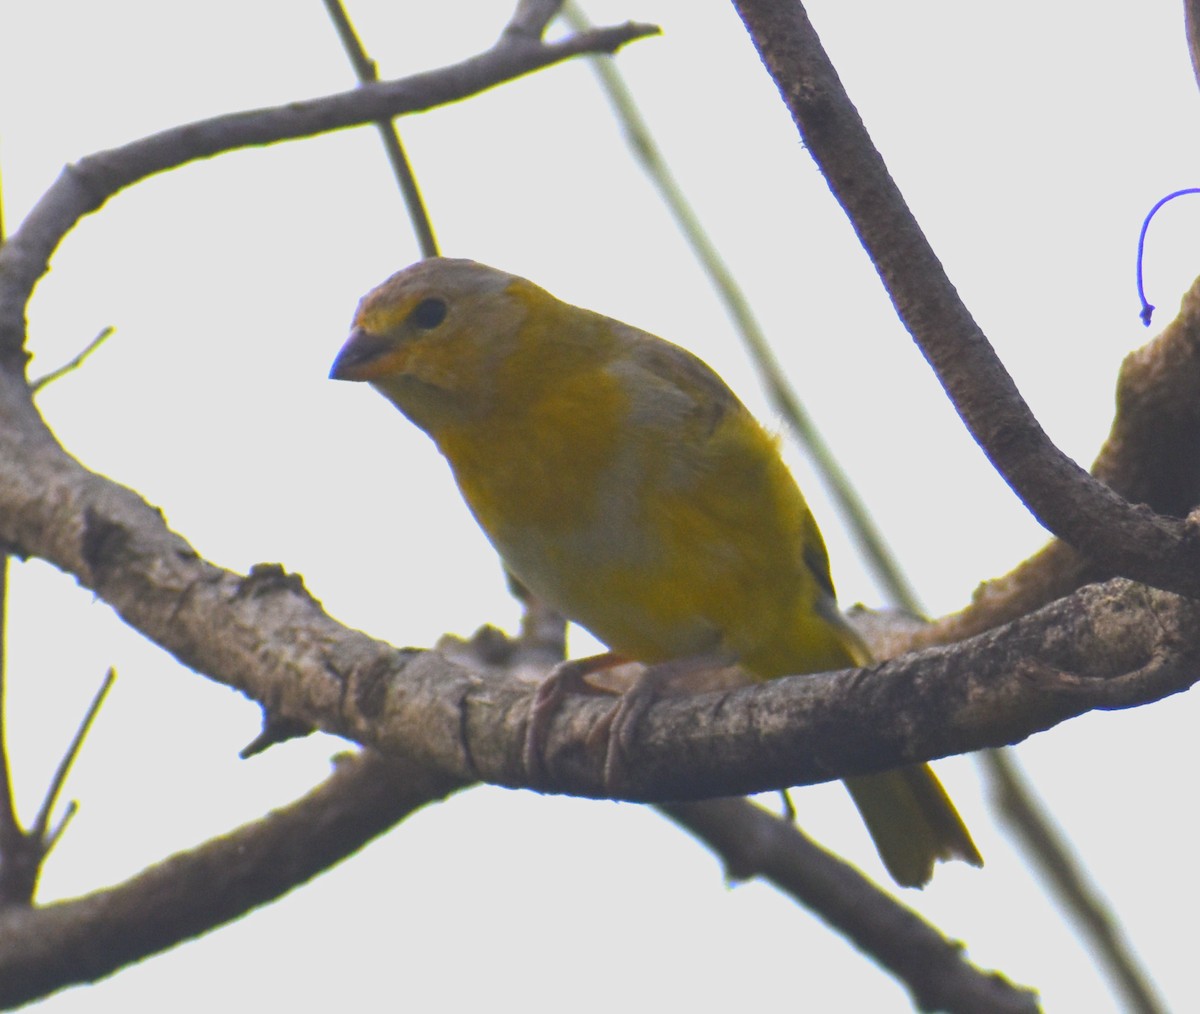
330;257;981;888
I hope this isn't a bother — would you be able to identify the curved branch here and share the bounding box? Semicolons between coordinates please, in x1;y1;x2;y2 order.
0;16;659;369
922;272;1200;645
728;0;1200;599
0;750;465;1008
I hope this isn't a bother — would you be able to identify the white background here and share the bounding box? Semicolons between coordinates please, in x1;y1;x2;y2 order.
2;2;1197;1010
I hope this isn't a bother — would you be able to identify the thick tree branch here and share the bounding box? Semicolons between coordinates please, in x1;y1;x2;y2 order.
729;0;1200;599
0;749;465;1008
0;16;658;370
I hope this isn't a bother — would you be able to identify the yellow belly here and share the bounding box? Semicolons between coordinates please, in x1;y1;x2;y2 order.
436;369;850;679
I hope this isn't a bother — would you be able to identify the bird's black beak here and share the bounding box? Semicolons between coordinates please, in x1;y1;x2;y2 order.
329;327;393;381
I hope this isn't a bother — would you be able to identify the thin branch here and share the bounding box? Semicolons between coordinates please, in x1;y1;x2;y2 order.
0;749;467;1008
321;0;439;258
30;668;115;841
986;751;1165;1014
0;667;115;908
0;16;658;368
29;326;115;393
663;797;1038;1014
729;0;1200;600
40;801;77;858
560;1;919;611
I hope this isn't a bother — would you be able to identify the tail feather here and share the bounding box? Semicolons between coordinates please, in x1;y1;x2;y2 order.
787;603;982;887
845;764;983;889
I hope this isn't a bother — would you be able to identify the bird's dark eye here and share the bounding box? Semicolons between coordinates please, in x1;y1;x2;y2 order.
410;297;447;330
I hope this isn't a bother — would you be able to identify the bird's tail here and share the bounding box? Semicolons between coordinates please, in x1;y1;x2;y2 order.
830;614;982;887
845;764;983;888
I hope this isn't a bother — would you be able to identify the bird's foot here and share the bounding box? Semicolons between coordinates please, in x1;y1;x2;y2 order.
593;652;740;792
523;652;626;784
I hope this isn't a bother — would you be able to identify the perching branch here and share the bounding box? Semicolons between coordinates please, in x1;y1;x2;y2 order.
729;0;1200;600
0;376;1194;802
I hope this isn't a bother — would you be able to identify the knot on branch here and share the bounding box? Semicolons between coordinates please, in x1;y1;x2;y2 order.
235;563;311;601
80;508;132;584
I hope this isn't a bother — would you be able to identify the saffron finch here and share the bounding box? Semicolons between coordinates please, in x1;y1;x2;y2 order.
330;257;981;887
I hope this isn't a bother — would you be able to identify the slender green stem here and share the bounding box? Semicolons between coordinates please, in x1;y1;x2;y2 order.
321;0;440;258
30;326;115;393
31;668;116;841
986;749;1165;1014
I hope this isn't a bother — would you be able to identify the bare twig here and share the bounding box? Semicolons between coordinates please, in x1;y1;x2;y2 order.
0;667;115;908
30;326;115;393
30;668;115;841
986;751;1165;1014
321;0;439;258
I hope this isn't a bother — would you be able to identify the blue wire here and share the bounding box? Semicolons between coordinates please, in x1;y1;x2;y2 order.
1136;188;1200;326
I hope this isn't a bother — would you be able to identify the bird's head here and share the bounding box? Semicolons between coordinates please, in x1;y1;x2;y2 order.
330;257;531;431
